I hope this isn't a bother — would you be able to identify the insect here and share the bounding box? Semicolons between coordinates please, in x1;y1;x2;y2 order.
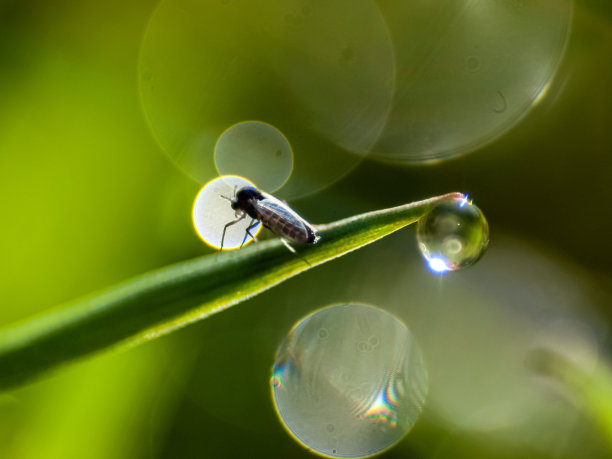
220;186;320;255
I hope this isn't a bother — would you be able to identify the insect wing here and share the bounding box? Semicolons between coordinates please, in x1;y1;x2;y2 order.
257;198;307;230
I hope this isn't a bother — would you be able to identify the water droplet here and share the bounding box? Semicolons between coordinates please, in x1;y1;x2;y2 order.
192;175;262;250
215;121;293;193
271;303;428;457
417;195;489;274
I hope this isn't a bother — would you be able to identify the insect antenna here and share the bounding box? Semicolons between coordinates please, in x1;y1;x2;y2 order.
219;185;238;202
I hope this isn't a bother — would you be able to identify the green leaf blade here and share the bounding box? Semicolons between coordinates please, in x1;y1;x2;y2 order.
0;192;462;390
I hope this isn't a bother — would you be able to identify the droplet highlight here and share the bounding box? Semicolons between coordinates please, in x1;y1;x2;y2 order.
417;195;489;274
271;303;428;458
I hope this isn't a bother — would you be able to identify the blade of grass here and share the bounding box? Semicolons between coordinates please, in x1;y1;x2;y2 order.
0;192;463;390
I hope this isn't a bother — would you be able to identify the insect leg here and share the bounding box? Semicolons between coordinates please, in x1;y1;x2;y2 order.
280;238;297;254
220;214;246;251
240;218;259;248
281;239;311;267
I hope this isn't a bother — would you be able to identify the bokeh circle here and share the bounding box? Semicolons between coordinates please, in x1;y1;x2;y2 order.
271;303;428;458
192;175;262;250
368;0;573;162
139;0;395;197
214;121;293;193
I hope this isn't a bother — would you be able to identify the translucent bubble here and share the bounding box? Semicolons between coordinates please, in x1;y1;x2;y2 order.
215;121;293;192
139;0;394;198
417;196;489;274
192;175;261;250
367;0;572;162
271;303;428;458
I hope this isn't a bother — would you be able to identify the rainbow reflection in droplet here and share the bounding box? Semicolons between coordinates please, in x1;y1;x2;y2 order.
358;382;399;430
417;195;489;274
271;303;428;458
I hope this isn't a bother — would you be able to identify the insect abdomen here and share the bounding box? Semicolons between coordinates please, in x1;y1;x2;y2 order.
258;206;311;243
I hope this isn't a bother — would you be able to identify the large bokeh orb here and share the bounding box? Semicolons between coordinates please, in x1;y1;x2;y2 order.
271;303;428;458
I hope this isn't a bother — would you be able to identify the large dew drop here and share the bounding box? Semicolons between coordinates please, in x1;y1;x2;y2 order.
417;195;489;274
271;303;428;458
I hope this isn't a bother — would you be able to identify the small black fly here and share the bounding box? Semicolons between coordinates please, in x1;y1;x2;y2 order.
220;186;320;255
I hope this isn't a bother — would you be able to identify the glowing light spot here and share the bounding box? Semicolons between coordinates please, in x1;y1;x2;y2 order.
458;194;474;208
192;175;262;250
426;256;452;274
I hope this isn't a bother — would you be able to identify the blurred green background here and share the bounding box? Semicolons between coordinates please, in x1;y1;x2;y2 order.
1;0;611;458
